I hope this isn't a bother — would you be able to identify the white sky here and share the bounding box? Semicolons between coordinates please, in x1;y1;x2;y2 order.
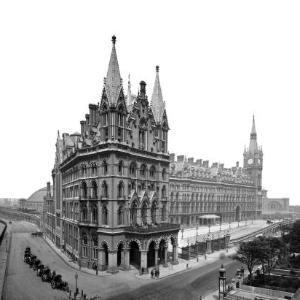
0;1;299;204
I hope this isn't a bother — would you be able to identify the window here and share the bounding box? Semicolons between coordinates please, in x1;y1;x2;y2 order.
102;181;108;198
91;181;98;199
161;204;166;221
149;166;155;178
118;160;123;174
81;182;88;199
102;205;108;225
162;168;166;180
151;201;157;224
118;206;124;225
118;181;124;198
141;202;148;225
130;201;138;225
140;164;146;177
102;161;108;175
129;162;136;176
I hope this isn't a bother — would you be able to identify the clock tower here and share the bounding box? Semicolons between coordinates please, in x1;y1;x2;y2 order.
243;115;263;190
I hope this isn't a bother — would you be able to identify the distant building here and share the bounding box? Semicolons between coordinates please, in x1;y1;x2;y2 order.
261;190;291;219
21;186;52;213
169;116;263;226
289;205;300;219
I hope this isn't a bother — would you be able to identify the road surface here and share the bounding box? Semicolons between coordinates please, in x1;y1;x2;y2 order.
106;258;241;300
3;220;243;300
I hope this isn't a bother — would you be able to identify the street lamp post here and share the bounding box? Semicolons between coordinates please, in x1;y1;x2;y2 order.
75;272;78;295
219;264;226;300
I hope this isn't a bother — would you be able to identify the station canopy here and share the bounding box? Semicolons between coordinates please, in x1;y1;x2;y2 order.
198;214;220;219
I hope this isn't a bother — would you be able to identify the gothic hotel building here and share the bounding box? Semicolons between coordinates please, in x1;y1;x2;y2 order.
43;36;263;273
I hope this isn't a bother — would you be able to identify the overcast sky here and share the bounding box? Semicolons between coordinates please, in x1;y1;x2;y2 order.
0;0;299;204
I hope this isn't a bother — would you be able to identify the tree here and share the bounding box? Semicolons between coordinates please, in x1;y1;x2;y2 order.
255;236;285;275
235;240;261;281
288;220;300;253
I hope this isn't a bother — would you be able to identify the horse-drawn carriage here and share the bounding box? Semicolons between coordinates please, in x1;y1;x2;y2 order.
51;274;69;292
41;267;53;282
32;259;41;271
31;231;43;237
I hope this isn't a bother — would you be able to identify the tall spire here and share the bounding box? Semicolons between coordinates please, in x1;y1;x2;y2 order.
249;114;258;153
127;74;132;105
151;66;165;123
104;35;122;105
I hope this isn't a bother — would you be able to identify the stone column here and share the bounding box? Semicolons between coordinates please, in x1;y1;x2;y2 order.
120;248;130;270
140;250;148;274
206;236;212;254
172;244;179;265
163;246;168;267
98;247;107;271
107;250;119;274
154;248;158;267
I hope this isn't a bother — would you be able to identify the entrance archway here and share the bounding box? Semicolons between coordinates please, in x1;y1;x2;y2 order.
129;241;140;268
158;239;167;265
147;241;156;268
117;243;123;266
235;206;241;222
100;243;109;270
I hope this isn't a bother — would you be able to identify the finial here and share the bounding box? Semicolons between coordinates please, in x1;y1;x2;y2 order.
112;35;116;45
156;65;159;73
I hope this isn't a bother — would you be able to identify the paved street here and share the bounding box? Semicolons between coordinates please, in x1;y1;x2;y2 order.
2;220;245;300
2;221;67;300
106;258;241;300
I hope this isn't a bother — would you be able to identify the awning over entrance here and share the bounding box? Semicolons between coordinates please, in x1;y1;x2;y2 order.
198;214;220;219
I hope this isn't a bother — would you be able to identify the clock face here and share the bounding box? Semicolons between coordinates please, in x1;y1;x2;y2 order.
248;158;253;165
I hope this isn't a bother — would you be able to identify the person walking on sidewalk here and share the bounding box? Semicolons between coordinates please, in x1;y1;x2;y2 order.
151;269;154;279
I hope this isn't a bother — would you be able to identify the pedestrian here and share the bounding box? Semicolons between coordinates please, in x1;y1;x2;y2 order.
151;268;154;279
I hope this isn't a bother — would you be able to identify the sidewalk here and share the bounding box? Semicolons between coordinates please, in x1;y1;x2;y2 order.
137;246;237;280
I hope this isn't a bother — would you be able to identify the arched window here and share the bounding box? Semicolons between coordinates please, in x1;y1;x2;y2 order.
161;186;166;198
129;162;136;177
102;160;108;175
81;182;88;199
102;181;108;198
161;203;167;221
130;201;138;225
118;181;124;198
149;165;155;178
140;164;146;177
92;206;98;224
141;201;148;225
102;205;108;225
91;180;98;199
118;205;124;225
118;160;123;175
162;168;167;180
82;205;88;222
83;234;88;245
151;201;157;224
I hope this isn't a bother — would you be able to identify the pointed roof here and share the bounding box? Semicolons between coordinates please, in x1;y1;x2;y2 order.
249;115;258;153
251;114;257;136
104;36;122;105
151;66;165;123
127;74;133;106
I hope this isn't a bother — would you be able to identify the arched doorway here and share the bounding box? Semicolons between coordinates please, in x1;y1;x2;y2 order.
158;239;167;265
235;206;241;222
117;243;123;266
100;243;109;271
147;241;156;268
129;241;140;268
